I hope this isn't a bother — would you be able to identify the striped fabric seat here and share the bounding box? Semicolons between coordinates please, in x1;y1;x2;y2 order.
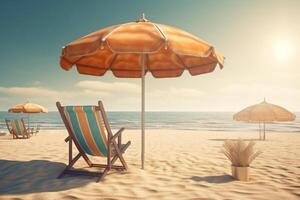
57;101;131;182
63;106;108;157
11;119;26;136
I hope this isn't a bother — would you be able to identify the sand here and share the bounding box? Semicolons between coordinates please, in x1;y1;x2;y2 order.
0;129;299;200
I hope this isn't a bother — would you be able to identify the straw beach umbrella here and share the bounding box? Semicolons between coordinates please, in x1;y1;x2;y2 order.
59;14;224;168
233;99;296;140
8;101;48;128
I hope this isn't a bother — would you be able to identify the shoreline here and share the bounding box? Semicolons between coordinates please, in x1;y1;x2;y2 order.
1;128;299;134
1;111;299;133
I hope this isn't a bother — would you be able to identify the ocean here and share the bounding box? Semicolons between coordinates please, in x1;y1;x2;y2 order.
0;112;299;133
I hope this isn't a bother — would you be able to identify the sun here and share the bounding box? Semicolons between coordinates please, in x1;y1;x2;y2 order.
273;39;294;62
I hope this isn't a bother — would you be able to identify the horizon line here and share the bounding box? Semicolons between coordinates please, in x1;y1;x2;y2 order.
1;110;300;113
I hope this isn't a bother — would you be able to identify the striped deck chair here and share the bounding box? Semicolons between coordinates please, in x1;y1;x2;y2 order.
56;101;131;182
5;119;31;139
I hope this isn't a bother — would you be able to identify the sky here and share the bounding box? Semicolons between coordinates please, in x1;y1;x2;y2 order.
0;0;299;111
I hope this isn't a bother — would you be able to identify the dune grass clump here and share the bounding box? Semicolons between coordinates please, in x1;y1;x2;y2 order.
222;139;262;167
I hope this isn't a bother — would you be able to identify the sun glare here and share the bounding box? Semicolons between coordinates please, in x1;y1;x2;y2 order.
273;39;294;62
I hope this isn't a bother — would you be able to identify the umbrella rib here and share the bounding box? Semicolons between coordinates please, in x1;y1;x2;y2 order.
101;23;129;42
110;63;218;72
62;38;104;58
171;47;215;58
187;61;218;69
103;22;165;54
152;23;168;42
61;55;83;66
144;50;218;72
108;53;119;69
169;48;186;68
75;63;107;70
111;68;183;72
105;41;165;54
152;24;218;60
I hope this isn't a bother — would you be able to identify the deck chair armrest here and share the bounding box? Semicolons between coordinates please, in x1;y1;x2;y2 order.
65;135;71;142
111;127;125;142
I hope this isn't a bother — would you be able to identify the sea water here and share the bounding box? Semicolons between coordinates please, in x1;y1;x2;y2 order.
0;111;299;132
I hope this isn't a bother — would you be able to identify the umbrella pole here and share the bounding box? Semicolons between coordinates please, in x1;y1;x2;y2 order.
263;122;266;140
28;113;30;129
141;53;145;169
259;122;261;140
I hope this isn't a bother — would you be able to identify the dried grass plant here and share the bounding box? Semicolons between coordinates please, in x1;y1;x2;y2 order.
222;139;262;167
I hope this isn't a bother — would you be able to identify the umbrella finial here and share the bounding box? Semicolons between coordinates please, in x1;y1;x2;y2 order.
138;13;148;22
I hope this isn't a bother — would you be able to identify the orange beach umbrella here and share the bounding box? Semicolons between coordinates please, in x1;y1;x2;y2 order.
233;99;296;140
9;102;48;113
60;14;224;168
8;101;48;127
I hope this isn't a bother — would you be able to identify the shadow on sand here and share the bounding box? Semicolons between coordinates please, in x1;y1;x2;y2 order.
0;159;95;195
190;175;234;183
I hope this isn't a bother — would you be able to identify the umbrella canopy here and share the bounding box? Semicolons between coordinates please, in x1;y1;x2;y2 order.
8;102;48;128
60;14;224;77
8;102;48;113
233;100;296;139
59;14;224;168
233;100;295;122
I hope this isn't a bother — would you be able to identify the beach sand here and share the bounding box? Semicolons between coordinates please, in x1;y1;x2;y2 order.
0;129;299;200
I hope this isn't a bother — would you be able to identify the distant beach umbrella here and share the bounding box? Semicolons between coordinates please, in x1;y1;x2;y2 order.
233;99;296;140
59;14;224;169
8;101;48;128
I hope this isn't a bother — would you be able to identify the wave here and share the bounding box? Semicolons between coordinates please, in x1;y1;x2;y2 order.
0;112;299;132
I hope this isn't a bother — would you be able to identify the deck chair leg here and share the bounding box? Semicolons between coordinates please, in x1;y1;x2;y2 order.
14;133;19;139
118;154;128;170
57;153;82;179
96;167;110;182
113;153;128;170
69;139;72;165
96;151;125;182
96;150;122;182
81;153;93;167
113;142;130;170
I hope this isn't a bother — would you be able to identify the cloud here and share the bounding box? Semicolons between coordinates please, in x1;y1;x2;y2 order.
0;82;141;111
0;81;207;111
135;87;206;111
150;87;204;99
218;83;300;111
0;86;78;110
220;84;300;99
76;80;204;99
0;86;61;98
76;81;140;95
1;81;299;111
75;81;206;110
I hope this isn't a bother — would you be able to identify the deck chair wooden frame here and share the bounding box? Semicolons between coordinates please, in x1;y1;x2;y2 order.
5;119;31;139
29;124;40;136
56;101;131;182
